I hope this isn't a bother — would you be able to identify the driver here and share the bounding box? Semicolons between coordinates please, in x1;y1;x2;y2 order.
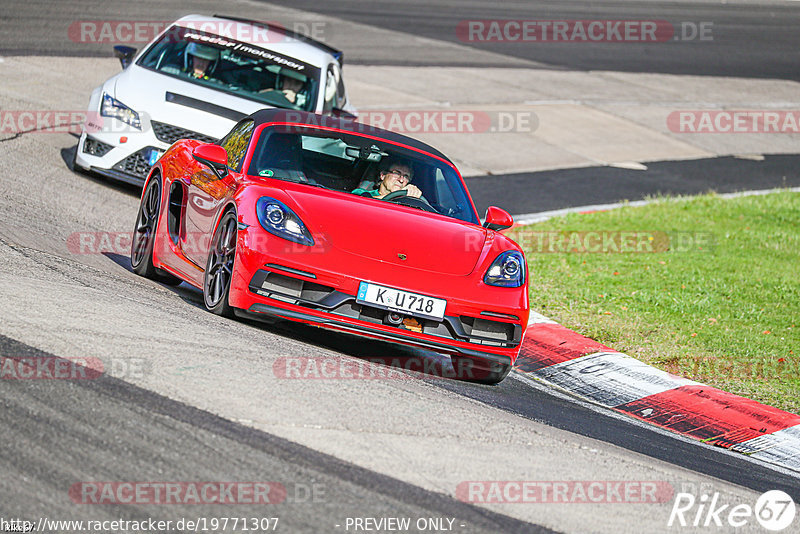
352;160;422;199
185;42;220;80
261;70;308;107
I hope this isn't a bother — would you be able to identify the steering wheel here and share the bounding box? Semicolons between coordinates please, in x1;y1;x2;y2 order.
257;89;290;106
381;190;439;213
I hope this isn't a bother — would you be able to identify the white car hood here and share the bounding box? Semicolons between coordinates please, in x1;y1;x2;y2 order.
112;65;271;138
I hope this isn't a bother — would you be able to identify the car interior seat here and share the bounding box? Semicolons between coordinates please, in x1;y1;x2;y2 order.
264;134;302;168
255;133;316;184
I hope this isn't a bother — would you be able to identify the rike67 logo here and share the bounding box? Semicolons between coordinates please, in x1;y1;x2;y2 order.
669;489;796;531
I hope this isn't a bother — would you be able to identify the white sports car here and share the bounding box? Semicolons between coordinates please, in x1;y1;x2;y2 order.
75;14;354;186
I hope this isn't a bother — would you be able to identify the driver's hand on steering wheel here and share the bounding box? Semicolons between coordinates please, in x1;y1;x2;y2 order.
281;89;297;103
404;184;423;198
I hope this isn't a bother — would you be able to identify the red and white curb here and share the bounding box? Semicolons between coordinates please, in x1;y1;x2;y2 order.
514;312;800;473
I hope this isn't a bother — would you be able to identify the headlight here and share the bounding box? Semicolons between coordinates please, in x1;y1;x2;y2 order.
256;197;314;247
484;251;526;287
100;93;141;129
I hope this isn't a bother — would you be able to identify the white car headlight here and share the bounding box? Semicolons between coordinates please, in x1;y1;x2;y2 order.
100;93;141;130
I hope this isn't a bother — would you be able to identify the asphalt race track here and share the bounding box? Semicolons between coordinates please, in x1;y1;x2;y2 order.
261;0;800;80
465;154;800;216
5;0;800;80
1;1;799;533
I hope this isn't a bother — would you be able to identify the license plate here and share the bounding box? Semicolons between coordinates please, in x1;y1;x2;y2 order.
148;149;164;166
356;282;446;321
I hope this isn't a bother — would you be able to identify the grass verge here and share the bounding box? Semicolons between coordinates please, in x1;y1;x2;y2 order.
508;190;799;413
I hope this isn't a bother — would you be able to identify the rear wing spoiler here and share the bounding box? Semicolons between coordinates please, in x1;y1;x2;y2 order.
213;14;344;67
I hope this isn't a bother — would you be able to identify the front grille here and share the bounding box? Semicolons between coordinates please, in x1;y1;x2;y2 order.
460;316;518;346
82;137;113;157
249;270;337;304
151;121;216;144
247;270;521;348
112;147;159;179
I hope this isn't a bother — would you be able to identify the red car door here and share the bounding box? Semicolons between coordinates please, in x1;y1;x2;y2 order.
185;119;255;268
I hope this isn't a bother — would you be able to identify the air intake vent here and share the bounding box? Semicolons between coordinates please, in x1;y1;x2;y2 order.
151;121;216;145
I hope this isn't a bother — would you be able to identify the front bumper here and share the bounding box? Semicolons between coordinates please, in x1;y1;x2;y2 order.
75;120;217;186
228;227;528;366
236;302;514;367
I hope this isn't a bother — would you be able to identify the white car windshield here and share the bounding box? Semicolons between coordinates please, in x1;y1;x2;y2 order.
137;26;321;112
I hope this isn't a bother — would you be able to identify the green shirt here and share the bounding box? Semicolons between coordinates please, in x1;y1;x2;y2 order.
351;188;381;198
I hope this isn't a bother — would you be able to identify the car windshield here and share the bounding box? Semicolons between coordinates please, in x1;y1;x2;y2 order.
247;126;479;224
137;25;320;112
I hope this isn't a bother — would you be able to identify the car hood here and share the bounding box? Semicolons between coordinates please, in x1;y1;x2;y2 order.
286;188;488;276
111;65;268;138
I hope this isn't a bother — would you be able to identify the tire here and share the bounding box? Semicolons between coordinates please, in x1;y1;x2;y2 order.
71;145;80;172
203;210;237;317
130;176;182;285
450;355;511;385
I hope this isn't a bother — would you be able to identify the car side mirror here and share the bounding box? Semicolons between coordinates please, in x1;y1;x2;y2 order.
113;45;137;69
483;206;514;231
192;144;229;180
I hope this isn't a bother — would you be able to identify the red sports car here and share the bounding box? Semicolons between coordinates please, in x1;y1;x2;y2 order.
130;109;529;383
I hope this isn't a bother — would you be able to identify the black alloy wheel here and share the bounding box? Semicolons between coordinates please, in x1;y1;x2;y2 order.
203;210;238;317
130;176;181;285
